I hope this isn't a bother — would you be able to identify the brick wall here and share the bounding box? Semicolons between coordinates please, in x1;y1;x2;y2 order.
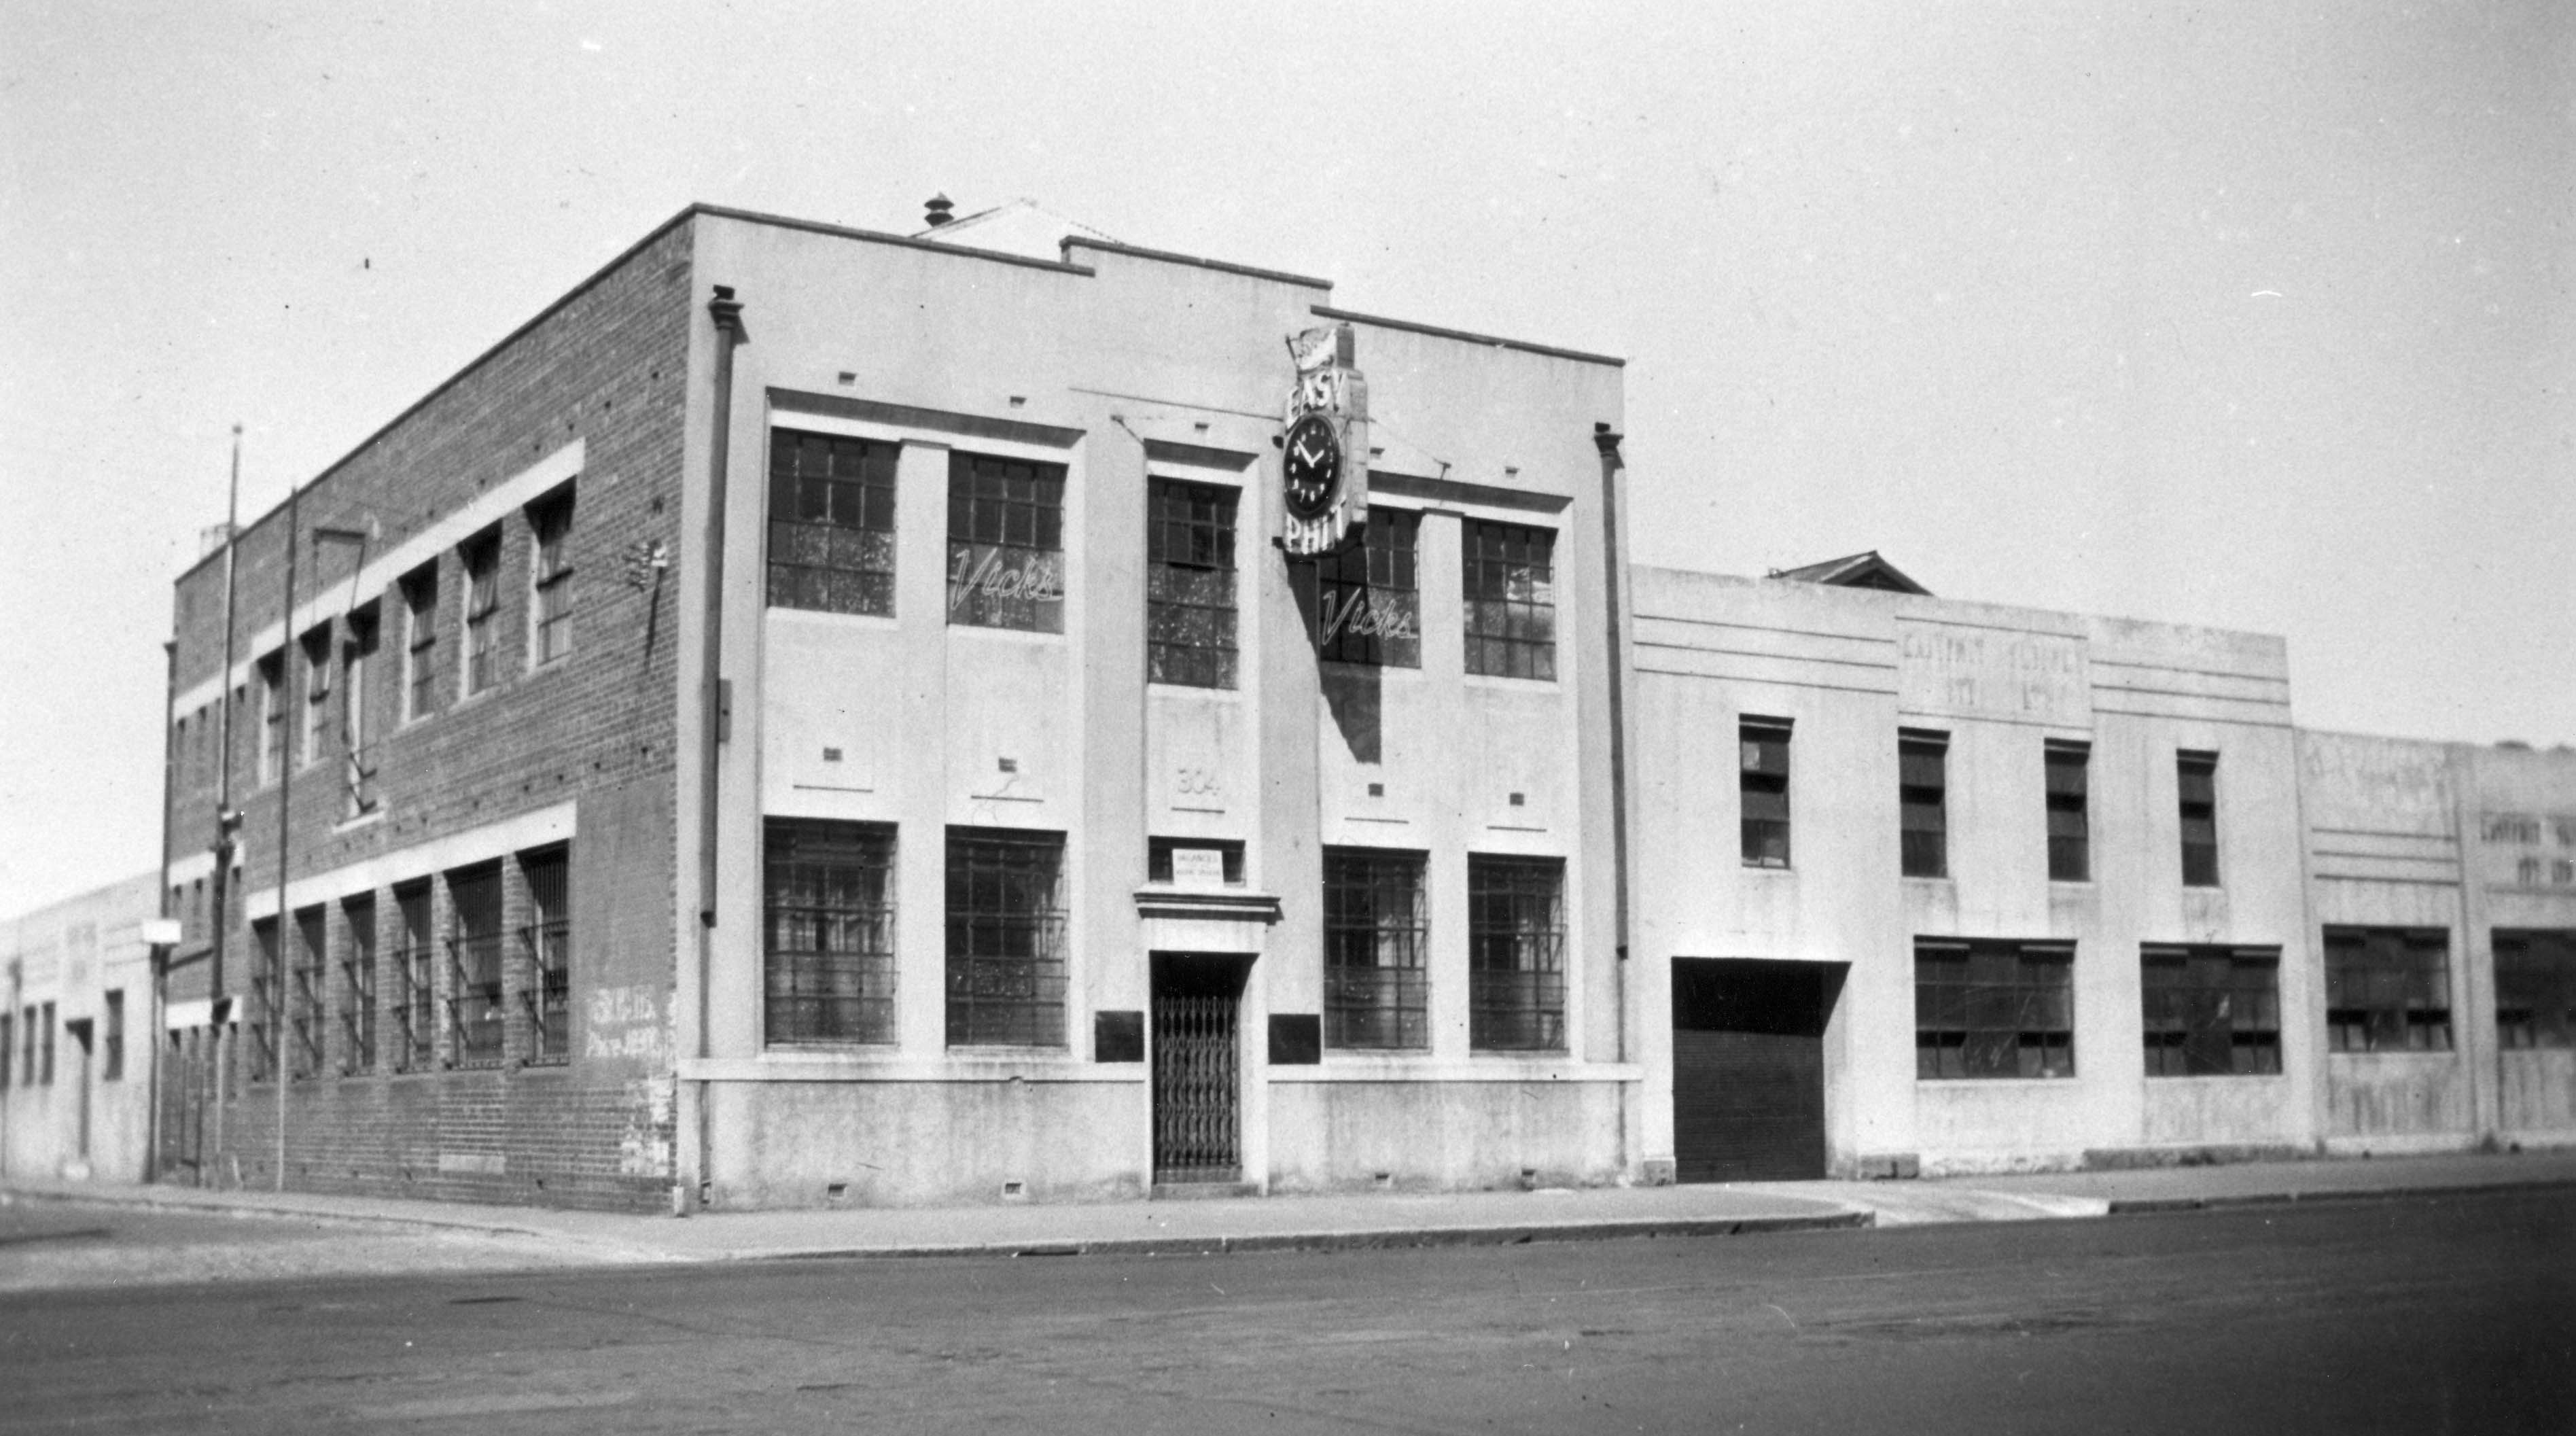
158;217;694;1210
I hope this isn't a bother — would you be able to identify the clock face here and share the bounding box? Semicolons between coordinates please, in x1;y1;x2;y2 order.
1283;413;1341;520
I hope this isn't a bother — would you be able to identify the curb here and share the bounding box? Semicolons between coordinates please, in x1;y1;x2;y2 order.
2106;1176;2576;1216
0;1185;567;1244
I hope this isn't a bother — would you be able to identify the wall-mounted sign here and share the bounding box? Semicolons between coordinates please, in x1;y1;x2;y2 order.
1281;323;1369;556
1169;847;1229;890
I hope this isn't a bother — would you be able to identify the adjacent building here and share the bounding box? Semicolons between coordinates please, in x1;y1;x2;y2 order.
2;873;161;1183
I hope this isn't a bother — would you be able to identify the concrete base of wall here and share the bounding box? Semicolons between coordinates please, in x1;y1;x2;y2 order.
2321;1131;2484;1157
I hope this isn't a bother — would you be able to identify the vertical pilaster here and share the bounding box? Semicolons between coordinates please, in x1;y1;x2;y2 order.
894;441;953;1056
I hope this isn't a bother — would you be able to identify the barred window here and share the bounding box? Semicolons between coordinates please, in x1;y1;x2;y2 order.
402;564;438;722
2142;945;2280;1076
447;864;504;1066
1463;521;1556;680
522;847;571;1064
2178;750;2219;887
393;881;435;1070
947;451;1065;632
1915;940;2075;1079
103;990;123;1082
769;429;897;616
765;819;897;1045
1315;506;1419;667
2495;930;2576;1049
249;917;281;1082
341;894;376;1074
2046;741;2090;882
1147;479;1237;688
2325;927;2450;1053
1741;718;1792;869
1899;730;1948;879
945;828;1067;1046
1322;847;1428;1049
300;627;332;770
1468;855;1566;1051
461;531;501;697
529;487;575;666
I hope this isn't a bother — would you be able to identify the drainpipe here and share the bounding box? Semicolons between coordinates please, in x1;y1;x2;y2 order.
690;285;748;1213
1594;424;1634;1178
273;480;302;1191
150;635;177;1181
209;427;243;1154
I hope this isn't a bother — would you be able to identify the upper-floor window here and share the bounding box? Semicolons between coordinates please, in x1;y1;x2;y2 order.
1316;506;1419;667
461;530;501;697
2142;945;2280;1076
1899;729;1948;878
401;563;438;722
1463;521;1556;681
764;818;897;1046
2324;926;2451;1053
947;451;1065;632
1915;939;2074;1079
1322;847;1428;1050
1740;718;1792;869
769;429;896;616
299;628;332;770
103;991;124;1082
2495;930;2576;1049
529;487;575;667
1147;478;1238;689
2046;741;2091;882
2177;750;2219;886
343;607;379;816
258;651;285;786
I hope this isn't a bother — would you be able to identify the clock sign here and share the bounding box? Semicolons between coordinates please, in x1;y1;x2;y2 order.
1283;412;1342;520
1278;322;1369;557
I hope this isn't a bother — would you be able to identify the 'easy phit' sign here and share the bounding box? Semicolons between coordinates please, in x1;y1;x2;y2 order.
1280;323;1369;557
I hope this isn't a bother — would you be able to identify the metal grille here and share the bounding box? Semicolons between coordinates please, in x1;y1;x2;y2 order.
768;428;897;616
945;828;1067;1046
1915;942;2075;1078
1462;520;1556;680
1154;994;1239;1180
1315;506;1419;667
249;919;280;1082
447;867;504;1066
341;897;376;1073
393;883;435;1069
1322;848;1428;1049
292;907;327;1077
1146;479;1238;689
1468;856;1566;1051
765;819;897;1044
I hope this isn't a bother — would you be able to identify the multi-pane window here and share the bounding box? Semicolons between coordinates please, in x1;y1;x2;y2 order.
1322;848;1428;1049
522;847;570;1063
945;828;1067;1046
529;488;575;666
402;565;438;722
343;608;379;816
769;429;897;616
102;990;123;1081
1315;506;1420;667
1740;718;1793;868
2141;945;2281;1076
1467;855;1566;1052
1914;940;2075;1079
1146;479;1238;689
258;652;285;785
292;906;327;1078
1899;730;1949;878
764;819;897;1045
2046;741;2091;882
2324;926;2452;1053
2177;750;2220;887
1463;521;1556;681
342;896;376;1073
2495;930;2576;1049
37;1002;52;1085
393;882;435;1070
947;451;1065;632
249;917;281;1081
461;531;501;696
300;628;332;769
447;864;504;1066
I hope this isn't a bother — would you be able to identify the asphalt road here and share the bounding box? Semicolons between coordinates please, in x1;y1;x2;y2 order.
3;1189;2569;1434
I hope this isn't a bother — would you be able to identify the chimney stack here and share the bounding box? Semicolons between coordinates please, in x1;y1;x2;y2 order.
923;194;954;228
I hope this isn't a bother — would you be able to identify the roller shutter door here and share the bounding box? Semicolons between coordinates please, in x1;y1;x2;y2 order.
1672;959;1835;1183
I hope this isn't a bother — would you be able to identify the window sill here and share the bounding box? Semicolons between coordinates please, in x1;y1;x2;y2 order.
1902;873;1952;884
1462;671;1560;692
680;1053;1139;1083
1916;1074;2082;1087
1277;1059;1640;1083
947;623;1066;642
1741;862;1795;875
767;605;899;631
2326;1049;2459;1061
2143;1072;2288;1082
334;809;386;836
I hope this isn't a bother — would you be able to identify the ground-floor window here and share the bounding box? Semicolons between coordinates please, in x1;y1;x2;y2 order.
522;847;571;1064
1467;855;1566;1052
2324;926;2451;1053
2141;945;2280;1076
1322;847;1428;1049
946;827;1066;1047
393;881;435;1070
292;906;327;1079
447;864;505;1066
1914;939;2075;1079
765;818;898;1045
249;918;281;1082
340;896;376;1074
2494;929;2576;1049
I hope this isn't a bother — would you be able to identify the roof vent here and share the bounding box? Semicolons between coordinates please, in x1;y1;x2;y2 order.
923;193;955;228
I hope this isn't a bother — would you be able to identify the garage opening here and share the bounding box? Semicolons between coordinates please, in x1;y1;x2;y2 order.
1671;958;1842;1183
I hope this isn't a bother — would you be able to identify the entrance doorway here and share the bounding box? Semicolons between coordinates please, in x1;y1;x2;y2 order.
1670;958;1842;1182
1150;954;1250;1186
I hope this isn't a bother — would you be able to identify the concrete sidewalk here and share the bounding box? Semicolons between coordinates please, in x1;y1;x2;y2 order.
6;1147;2572;1266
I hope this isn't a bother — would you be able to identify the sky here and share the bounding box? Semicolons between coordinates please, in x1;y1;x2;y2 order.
0;1;2568;915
